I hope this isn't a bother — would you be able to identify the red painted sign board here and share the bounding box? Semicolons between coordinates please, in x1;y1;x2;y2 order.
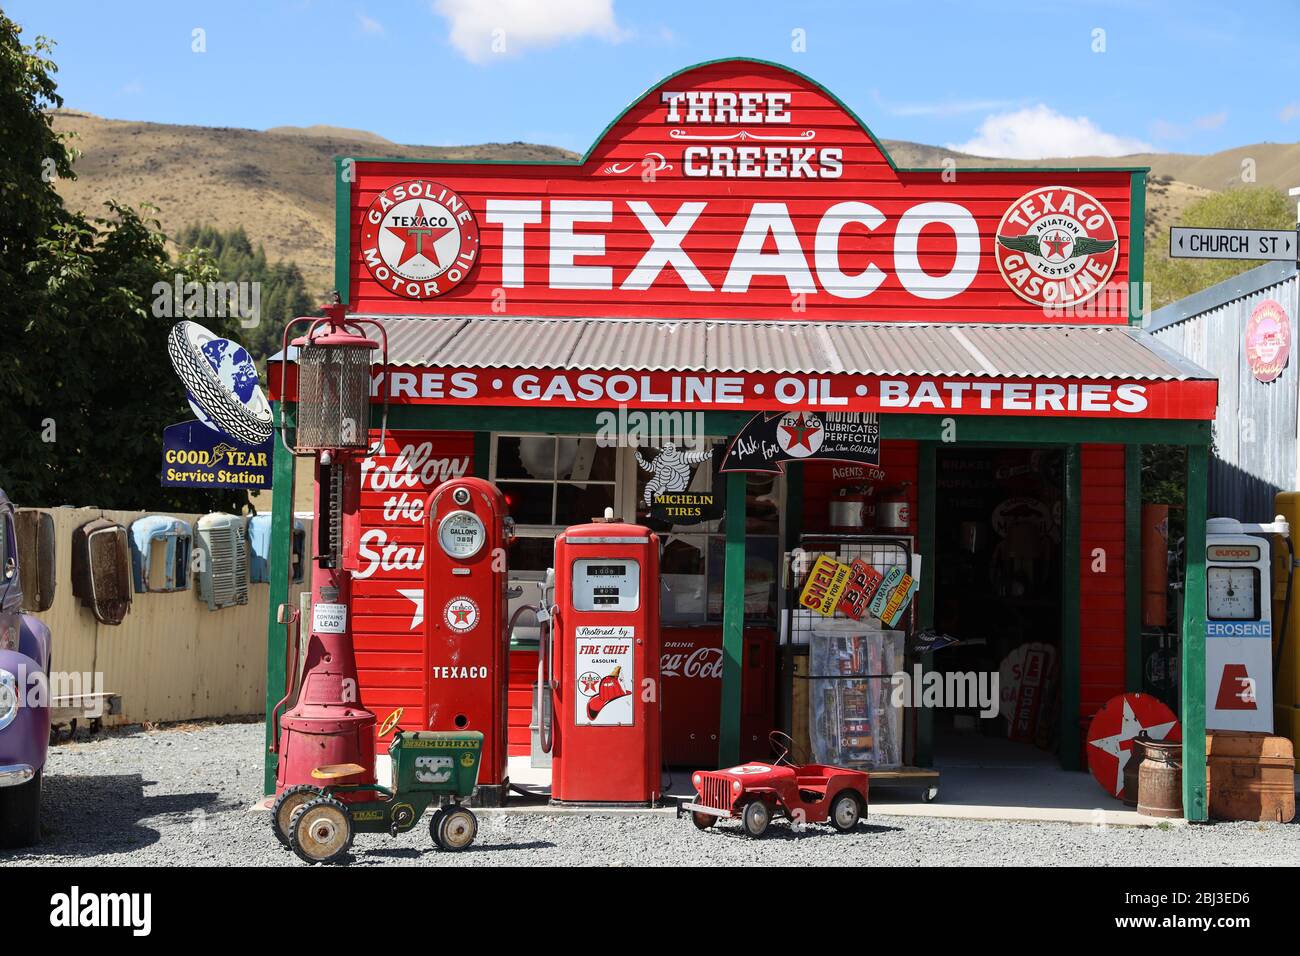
270;362;1216;420
343;58;1137;324
350;431;474;733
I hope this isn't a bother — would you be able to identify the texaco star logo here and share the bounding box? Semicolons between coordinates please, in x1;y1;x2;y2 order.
994;185;1119;310
360;179;480;299
443;596;480;634
1086;692;1179;797
776;413;824;458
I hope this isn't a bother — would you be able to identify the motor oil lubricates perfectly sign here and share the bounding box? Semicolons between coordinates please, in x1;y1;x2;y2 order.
722;411;879;473
344;59;1134;323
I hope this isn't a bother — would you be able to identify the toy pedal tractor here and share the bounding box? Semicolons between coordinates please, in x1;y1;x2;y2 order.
271;709;485;864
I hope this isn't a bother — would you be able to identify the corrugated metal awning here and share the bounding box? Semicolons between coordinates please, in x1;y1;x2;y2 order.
328;315;1213;381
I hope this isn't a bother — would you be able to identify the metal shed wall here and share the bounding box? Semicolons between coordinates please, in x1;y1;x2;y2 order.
1148;261;1299;522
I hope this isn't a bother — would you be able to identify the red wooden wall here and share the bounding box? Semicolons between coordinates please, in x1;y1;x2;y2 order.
353;431;474;729
800;439;919;537
1078;443;1128;724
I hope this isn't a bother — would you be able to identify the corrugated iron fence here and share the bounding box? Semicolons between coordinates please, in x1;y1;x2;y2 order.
1149;262;1299;522
30;506;310;726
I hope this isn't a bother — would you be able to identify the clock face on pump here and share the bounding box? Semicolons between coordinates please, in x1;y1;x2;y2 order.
1207;566;1258;621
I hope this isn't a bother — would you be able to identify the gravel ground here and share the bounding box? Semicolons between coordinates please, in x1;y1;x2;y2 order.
3;720;1300;867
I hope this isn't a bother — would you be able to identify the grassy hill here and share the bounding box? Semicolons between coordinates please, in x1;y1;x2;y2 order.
50;110;575;294
50;110;1296;299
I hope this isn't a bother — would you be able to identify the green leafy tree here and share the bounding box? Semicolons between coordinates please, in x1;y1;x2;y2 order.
0;14;246;512
174;225;318;365
1147;186;1293;310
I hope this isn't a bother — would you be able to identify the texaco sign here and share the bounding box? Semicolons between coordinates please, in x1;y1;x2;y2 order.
994;186;1120;309
360;180;480;299
344;59;1138;321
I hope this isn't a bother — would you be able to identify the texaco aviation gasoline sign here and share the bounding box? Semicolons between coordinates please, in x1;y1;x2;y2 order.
360;179;481;299
994;186;1119;309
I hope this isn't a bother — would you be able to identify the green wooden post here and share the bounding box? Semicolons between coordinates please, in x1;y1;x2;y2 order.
915;441;937;767
1181;444;1209;822
473;431;491;476
263;402;297;795
1060;444;1082;770
718;469;747;768
781;463;803;738
1128;171;1147;327
1125;445;1143;690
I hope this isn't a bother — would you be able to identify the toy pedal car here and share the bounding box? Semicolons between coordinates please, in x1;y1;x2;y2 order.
678;731;869;837
270;709;484;864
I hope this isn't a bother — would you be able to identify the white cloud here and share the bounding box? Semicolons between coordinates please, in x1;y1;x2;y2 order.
948;104;1152;159
433;0;625;64
871;89;1016;119
1152;111;1228;141
357;12;384;35
1282;103;1300;123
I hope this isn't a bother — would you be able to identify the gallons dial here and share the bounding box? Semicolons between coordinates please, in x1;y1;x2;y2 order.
1207;566;1256;621
438;510;486;559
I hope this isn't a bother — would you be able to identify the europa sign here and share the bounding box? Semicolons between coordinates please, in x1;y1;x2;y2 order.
344;59;1135;322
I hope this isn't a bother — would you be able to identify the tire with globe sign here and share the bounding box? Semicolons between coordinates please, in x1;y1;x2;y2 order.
167;321;274;445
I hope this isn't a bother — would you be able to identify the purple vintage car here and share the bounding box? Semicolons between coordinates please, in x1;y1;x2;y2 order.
0;489;50;847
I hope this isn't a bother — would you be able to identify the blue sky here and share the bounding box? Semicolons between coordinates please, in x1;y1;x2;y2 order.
7;0;1299;158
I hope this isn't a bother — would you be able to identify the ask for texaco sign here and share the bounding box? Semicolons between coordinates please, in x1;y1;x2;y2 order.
344;58;1136;322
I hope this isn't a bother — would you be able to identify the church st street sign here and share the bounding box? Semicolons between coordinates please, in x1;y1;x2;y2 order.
1169;226;1298;262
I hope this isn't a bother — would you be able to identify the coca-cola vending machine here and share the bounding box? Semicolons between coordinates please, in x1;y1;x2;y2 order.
661;627;777;767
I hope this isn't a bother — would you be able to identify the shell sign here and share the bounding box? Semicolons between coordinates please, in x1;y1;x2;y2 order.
344;58;1136;323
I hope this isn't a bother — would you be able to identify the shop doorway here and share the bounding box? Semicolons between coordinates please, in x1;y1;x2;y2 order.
931;447;1065;768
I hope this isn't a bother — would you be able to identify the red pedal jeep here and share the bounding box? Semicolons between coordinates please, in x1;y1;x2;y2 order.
679;732;869;837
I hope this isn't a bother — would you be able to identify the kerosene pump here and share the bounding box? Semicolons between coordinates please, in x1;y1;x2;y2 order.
271;300;389;797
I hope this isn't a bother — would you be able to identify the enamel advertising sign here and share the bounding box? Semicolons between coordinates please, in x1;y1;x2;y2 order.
1245;298;1291;384
722;411;880;473
342;59;1136;323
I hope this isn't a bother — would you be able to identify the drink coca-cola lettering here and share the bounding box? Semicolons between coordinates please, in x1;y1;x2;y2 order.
660;645;724;679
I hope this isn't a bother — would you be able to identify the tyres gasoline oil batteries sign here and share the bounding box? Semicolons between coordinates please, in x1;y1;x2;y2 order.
575;625;635;726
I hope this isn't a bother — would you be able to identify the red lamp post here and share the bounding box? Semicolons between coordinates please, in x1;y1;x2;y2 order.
273;301;389;794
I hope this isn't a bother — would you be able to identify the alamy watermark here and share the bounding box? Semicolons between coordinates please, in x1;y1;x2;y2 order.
151;273;260;328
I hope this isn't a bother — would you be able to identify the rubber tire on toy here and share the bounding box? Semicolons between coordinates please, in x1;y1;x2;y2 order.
289;796;353;865
0;769;41;849
691;811;716;830
167;322;273;445
436;807;478;851
428;807;447;849
741;799;770;838
828;791;861;833
271;785;320;848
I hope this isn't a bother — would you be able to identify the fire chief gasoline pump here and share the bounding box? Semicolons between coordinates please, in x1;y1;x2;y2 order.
272;302;389;794
545;517;662;805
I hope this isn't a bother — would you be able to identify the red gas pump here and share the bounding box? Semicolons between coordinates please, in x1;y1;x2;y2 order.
424;477;511;805
548;519;661;805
